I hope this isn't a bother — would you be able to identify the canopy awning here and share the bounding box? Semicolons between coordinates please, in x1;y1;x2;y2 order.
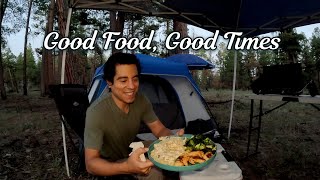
59;1;320;177
69;0;320;37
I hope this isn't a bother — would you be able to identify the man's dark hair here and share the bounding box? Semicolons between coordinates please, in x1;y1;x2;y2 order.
103;52;141;83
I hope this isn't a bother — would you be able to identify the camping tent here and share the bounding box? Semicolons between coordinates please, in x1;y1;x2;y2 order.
166;54;214;70
55;53;219;175
88;53;216;128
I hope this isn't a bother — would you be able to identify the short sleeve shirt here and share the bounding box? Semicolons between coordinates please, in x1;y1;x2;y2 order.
84;92;158;161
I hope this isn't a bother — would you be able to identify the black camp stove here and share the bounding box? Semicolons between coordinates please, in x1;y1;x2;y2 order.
251;63;306;96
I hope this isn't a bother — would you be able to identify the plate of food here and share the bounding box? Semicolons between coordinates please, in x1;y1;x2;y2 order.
147;134;217;172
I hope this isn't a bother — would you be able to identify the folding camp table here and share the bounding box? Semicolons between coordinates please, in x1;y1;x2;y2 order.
180;143;243;180
246;94;320;157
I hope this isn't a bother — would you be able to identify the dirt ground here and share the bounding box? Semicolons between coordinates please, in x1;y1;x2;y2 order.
0;92;88;180
0;90;319;180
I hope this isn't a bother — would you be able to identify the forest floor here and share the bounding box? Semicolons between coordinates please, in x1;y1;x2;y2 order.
0;90;319;179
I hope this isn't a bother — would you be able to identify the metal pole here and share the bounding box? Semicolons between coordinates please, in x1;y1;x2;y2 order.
227;51;237;139
246;99;254;157
255;100;263;153
61;8;72;85
61;7;72;178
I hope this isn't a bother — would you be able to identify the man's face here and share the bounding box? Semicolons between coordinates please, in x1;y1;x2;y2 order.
108;64;139;105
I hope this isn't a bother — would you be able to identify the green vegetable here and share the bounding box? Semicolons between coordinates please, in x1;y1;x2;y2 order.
185;134;217;153
194;143;206;150
203;137;214;145
187;139;195;147
195;134;204;140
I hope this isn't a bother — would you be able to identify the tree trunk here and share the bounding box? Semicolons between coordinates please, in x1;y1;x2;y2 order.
0;45;6;100
173;21;188;55
23;0;33;96
8;68;14;91
110;11;125;54
57;0;70;83
40;57;46;96
47;0;54;85
0;0;9;100
57;53;62;83
12;69;19;93
40;0;54;96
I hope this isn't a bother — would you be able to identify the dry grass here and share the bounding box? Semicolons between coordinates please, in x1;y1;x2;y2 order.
202;89;320;179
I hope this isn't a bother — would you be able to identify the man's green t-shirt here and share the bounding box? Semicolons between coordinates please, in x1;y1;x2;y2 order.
84;92;158;161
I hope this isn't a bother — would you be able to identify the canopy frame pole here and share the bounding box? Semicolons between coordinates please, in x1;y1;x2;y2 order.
153;1;203;27
283;11;320;29
76;1;113;8
119;2;148;14
228;0;242;139
61;7;73;178
243;17;279;37
228;51;237;139
202;16;227;33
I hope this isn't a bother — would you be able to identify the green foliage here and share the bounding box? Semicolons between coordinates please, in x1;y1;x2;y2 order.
277;29;305;63
191;49;215;90
15;44;39;85
299;33;314;80
70;9;110;57
70;9;110;38
257;49;275;67
218;47;243;88
1;0;27;36
311;28;320;69
32;0;51;35
2;47;17;91
123;16;165;56
2;47;16;71
213;29;320;90
34;59;41;84
239;50;255;89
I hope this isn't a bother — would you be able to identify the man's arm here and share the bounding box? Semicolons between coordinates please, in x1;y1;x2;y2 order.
147;120;184;138
85;148;153;176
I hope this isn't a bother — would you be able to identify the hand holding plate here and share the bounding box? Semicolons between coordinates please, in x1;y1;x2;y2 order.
127;147;154;174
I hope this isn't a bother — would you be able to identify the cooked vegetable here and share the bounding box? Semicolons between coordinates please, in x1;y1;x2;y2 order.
185;134;216;153
185;146;193;152
194;143;206;150
203;137;214;145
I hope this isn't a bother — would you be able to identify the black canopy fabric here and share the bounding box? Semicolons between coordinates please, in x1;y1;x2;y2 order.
69;0;320;37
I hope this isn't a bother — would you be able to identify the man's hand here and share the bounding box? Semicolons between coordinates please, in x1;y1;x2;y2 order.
126;147;153;175
176;128;185;136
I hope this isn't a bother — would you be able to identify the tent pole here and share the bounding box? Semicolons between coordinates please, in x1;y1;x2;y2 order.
61;7;73;178
228;51;237;139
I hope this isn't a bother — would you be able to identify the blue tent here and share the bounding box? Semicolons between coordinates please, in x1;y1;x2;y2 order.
90;53;203;103
166;54;214;70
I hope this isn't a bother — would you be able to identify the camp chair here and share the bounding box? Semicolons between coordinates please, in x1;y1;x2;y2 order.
50;84;89;174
